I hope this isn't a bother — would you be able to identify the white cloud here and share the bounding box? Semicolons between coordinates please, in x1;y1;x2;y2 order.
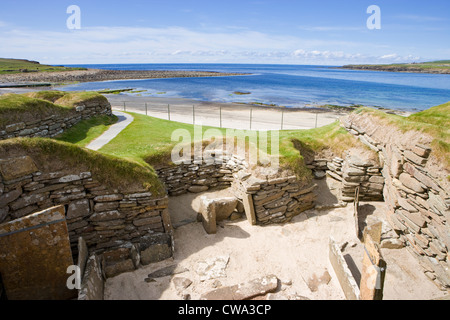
0;25;424;65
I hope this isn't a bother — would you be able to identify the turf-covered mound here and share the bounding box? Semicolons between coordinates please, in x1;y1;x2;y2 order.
0;138;165;195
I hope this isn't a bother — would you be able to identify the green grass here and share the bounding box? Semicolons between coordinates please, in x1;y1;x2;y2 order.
98;112;228;167
0;138;165;195
0;58;87;75
55;115;118;147
97;112;363;181
25;90;108;108
343;60;450;73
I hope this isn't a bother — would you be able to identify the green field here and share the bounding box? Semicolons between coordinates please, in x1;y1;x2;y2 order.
0;58;87;75
343;60;450;74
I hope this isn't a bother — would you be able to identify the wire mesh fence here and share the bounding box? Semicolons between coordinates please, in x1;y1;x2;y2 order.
113;100;342;131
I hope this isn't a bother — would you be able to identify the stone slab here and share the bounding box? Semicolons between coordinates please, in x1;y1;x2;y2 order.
200;275;278;300
78;255;104;300
243;193;257;225
360;234;387;300
328;237;360;300
0;156;37;181
0;206;76;300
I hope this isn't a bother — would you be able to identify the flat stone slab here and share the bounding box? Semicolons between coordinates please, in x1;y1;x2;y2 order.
0;206;76;300
200;275;279;300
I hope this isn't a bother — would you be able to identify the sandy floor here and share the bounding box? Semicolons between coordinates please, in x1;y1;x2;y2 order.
104;177;447;300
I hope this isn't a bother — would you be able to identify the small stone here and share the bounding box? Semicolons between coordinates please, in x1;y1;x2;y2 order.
173;277;193;291
188;186;209;193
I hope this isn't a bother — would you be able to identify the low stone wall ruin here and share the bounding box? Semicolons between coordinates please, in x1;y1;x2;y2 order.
0;98;112;140
0;155;172;274
342;113;450;289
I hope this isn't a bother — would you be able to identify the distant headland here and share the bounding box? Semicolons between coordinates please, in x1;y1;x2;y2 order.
0;58;248;85
341;60;450;74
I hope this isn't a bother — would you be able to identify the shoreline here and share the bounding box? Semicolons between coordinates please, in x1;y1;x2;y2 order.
0;68;249;85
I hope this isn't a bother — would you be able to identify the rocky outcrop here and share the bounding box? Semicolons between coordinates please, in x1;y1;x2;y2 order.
342;113;450;290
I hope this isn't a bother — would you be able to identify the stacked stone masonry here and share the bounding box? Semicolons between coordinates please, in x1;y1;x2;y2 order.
308;155;384;203
232;174;317;225
156;151;318;226
156;153;248;196
342;114;450;290
0;156;171;263
0;98;112;140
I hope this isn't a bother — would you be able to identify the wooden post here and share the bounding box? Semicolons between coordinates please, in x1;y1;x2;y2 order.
281;109;284;130
145;103;148;116
250;108;253;130
168;104;171;121
360;234;387;300
315;112;318;128
123;102;126;112
220;106;222;128
193;105;195;124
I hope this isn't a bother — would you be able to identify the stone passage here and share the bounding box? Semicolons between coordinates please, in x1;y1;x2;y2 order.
342;113;450;290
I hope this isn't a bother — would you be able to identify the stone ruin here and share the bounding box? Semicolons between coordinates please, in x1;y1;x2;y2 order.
0;99;448;300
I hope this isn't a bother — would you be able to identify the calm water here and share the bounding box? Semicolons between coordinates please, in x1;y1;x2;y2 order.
61;64;450;111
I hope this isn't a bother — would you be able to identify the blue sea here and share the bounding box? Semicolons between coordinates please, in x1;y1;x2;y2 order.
61;64;450;111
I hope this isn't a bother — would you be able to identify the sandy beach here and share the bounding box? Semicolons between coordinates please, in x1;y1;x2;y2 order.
106;94;348;130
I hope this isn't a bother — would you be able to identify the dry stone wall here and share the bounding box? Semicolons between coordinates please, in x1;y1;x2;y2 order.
0;98;112;140
232;173;317;225
0;155;172;266
309;155;384;203
342;113;450;289
155;153;247;196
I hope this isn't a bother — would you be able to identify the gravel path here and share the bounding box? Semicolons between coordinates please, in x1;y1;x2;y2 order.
85;111;134;151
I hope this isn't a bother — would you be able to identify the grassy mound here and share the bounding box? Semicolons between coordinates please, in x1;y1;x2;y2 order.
0;138;165;195
24;90;108;108
0;94;73;127
0;91;109;128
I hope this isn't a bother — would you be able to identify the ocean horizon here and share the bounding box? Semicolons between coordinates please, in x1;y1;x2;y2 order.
61;63;450;111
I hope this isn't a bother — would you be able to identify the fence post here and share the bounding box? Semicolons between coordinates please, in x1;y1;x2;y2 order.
145;103;148;116
315;112;318;128
123;102;126;112
281;109;284;130
168;104;171;121
220;106;222;128
193;105;195;125
250;108;253;130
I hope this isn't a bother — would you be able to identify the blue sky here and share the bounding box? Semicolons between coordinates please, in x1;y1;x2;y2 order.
0;0;449;65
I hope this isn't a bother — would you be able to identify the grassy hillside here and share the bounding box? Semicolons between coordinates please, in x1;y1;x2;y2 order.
0;58;86;75
342;60;450;74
